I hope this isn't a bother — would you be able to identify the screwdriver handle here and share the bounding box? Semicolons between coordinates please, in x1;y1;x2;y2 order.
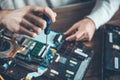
43;14;51;35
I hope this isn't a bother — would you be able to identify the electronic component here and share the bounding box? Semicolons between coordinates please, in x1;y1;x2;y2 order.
108;32;113;43
0;39;13;58
15;37;56;68
40;40;93;80
114;57;119;69
74;48;88;59
0;38;11;51
104;25;120;72
53;33;66;49
0;30;94;80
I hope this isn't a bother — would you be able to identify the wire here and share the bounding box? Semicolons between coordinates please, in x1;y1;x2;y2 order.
0;75;5;80
8;34;26;58
46;35;48;45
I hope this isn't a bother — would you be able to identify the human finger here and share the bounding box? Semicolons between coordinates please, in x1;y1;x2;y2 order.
64;24;78;35
24;13;47;30
66;31;83;41
31;6;57;23
20;19;42;34
76;32;89;41
18;26;37;37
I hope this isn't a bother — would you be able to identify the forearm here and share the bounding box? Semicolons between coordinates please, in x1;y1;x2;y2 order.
87;0;120;29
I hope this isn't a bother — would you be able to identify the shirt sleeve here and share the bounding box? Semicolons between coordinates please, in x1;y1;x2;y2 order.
87;0;120;29
0;0;15;9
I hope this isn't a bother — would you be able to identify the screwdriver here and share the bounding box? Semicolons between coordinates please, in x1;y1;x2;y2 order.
43;14;51;45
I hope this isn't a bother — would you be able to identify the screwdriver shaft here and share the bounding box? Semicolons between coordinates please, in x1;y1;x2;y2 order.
46;35;48;45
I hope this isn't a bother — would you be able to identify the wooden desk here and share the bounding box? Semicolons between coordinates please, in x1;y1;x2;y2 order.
107;9;120;26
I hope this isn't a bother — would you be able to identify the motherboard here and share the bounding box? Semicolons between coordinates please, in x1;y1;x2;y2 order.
104;25;120;72
0;29;94;80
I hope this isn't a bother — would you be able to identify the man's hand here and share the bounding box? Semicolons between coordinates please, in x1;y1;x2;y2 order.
64;18;96;41
0;6;56;37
